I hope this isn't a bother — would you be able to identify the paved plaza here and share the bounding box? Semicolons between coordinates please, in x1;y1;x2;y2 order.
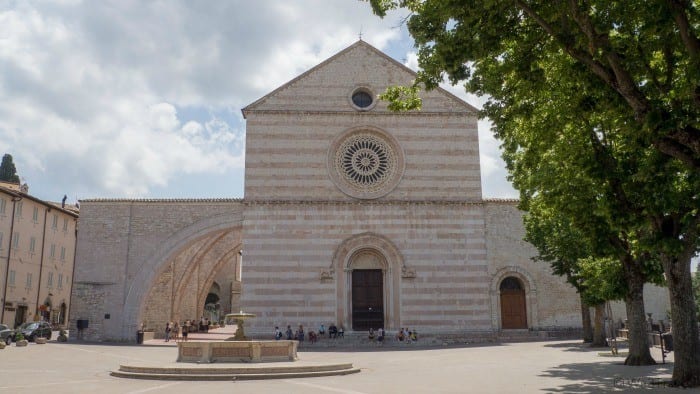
0;336;684;394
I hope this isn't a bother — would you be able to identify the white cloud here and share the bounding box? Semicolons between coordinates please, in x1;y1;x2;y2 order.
0;1;511;200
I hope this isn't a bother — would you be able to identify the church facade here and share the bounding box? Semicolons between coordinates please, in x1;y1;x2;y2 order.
69;41;667;342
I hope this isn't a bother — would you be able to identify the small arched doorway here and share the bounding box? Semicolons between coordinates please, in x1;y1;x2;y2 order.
500;277;527;329
349;250;385;331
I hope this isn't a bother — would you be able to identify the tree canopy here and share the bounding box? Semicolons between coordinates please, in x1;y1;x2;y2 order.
0;153;20;183
370;0;700;171
369;0;700;386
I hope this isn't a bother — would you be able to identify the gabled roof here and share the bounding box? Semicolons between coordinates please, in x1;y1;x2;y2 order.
242;40;478;117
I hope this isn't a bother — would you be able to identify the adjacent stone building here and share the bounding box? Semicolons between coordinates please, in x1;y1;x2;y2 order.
0;181;78;328
70;41;669;342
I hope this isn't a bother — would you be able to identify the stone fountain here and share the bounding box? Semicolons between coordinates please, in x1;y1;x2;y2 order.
176;311;298;363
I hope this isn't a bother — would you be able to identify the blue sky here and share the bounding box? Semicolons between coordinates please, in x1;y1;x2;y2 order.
0;1;517;203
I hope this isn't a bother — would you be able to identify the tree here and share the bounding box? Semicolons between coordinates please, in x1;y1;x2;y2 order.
524;178;660;361
694;264;700;321
0;154;20;183
369;0;700;386
370;0;700;171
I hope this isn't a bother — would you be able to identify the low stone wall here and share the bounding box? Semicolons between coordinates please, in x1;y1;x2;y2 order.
177;340;298;363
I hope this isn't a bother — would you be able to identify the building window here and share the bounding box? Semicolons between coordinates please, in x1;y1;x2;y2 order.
32;206;39;222
50;244;56;259
52;214;58;229
63;218;68;231
8;270;15;286
60;246;66;261
15;201;22;217
29;236;36;253
47;272;53;288
58;274;63;289
0;232;3;250
26;273;32;289
12;232;19;250
0;198;6;214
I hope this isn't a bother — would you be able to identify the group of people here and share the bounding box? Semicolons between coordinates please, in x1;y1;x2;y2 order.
164;317;214;342
274;323;345;343
395;327;417;343
368;327;418;343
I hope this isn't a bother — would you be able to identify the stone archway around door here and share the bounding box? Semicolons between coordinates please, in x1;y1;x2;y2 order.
331;232;404;331
489;266;538;331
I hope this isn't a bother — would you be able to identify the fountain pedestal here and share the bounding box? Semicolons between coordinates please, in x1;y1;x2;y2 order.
225;312;256;341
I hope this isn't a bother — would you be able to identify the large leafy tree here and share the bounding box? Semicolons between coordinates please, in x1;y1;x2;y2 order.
370;0;700;386
525;199;641;350
0;153;20;183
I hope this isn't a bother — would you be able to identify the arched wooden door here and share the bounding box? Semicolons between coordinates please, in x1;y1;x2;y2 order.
500;277;527;329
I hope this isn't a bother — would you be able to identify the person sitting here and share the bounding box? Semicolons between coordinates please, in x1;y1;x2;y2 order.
410;330;417;342
368;328;376;342
328;324;338;339
338;326;344;338
397;328;405;342
319;324;326;337
308;330;318;344
377;328;384;343
297;325;305;342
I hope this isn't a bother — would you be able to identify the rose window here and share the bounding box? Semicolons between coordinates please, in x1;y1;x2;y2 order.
329;129;403;199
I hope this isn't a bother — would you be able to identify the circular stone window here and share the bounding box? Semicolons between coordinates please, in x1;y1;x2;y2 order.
328;127;404;199
349;87;377;111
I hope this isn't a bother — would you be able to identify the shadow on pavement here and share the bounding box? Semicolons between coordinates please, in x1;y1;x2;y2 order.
539;361;676;393
543;341;626;353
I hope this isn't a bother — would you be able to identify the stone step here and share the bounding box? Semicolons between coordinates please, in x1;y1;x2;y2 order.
111;363;360;381
118;363;354;375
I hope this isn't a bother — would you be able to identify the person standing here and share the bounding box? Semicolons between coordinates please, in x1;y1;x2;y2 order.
286;325;293;340
182;320;190;342
274;326;282;340
173;321;180;342
165;322;171;342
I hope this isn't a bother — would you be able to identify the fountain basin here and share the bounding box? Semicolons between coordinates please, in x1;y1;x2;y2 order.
177;340;298;363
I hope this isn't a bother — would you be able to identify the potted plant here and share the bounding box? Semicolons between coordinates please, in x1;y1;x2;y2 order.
58;328;68;342
15;332;28;347
35;336;47;344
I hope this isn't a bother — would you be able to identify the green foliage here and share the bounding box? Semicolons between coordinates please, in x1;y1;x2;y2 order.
15;332;24;341
578;257;627;305
368;0;700;171
0;153;20;183
378;85;422;111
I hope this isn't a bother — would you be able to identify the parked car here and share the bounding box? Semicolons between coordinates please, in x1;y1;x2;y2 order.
0;324;14;345
15;321;52;342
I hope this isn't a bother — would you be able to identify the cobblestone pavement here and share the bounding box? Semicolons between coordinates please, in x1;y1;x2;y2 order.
0;337;681;394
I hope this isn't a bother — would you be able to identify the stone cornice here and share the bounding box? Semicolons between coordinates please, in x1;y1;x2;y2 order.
81;198;244;203
244;110;473;117
243;199;484;206
79;198;519;206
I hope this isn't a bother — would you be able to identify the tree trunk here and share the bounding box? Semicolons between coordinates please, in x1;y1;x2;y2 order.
623;263;655;366
591;303;607;347
580;294;593;343
662;254;700;387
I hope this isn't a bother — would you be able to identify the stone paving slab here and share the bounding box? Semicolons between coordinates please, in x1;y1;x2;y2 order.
0;338;682;393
